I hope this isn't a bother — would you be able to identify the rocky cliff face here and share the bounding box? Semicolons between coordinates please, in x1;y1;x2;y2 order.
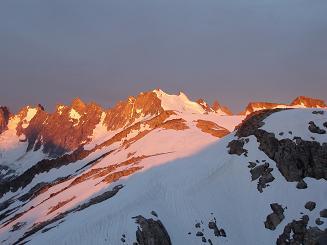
104;91;164;131
16;100;103;157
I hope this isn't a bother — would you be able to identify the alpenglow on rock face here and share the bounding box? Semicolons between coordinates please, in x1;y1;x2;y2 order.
0;90;326;245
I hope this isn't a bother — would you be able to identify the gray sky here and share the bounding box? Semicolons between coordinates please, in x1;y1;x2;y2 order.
0;0;326;113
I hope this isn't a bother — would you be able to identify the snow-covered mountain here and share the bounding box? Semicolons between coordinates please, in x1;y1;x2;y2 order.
0;90;326;245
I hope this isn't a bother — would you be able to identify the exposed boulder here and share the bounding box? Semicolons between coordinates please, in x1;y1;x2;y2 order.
304;201;316;211
264;203;285;230
227;139;248;156
133;215;172;245
296;180;308;189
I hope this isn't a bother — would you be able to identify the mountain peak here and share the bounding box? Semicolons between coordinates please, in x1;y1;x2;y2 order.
153;89;231;115
290;96;326;108
212;100;233;115
71;97;86;111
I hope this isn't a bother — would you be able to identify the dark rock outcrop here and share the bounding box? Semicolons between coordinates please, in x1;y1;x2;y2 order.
264;203;285;230
312;110;324;115
277;216;327;245
207;219;226;237
308;121;326;134
249;162;275;192
133;215;172;245
248;162;257;168
227;139;248;156
232;109;327;183
316;218;324;226
320;209;327;218
208;221;220;237
250;163;270;180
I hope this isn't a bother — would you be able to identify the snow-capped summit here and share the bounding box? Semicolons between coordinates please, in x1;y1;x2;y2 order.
153;89;206;114
153;89;232;116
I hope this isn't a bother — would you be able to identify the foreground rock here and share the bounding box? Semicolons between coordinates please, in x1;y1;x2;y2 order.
277;216;327;245
133;215;172;245
232;109;327;183
264;203;285;230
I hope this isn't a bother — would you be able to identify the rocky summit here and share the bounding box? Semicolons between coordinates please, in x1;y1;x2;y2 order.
0;90;326;245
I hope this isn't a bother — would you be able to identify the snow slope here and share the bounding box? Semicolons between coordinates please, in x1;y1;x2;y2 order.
0;108;326;245
0;90;326;245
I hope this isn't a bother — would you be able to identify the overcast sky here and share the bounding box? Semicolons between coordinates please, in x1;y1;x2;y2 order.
0;0;326;113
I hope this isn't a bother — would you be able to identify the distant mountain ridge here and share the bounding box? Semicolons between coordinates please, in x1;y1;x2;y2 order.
240;96;326;116
0;90;325;159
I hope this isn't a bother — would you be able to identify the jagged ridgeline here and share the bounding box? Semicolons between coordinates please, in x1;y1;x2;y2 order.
0;90;326;244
